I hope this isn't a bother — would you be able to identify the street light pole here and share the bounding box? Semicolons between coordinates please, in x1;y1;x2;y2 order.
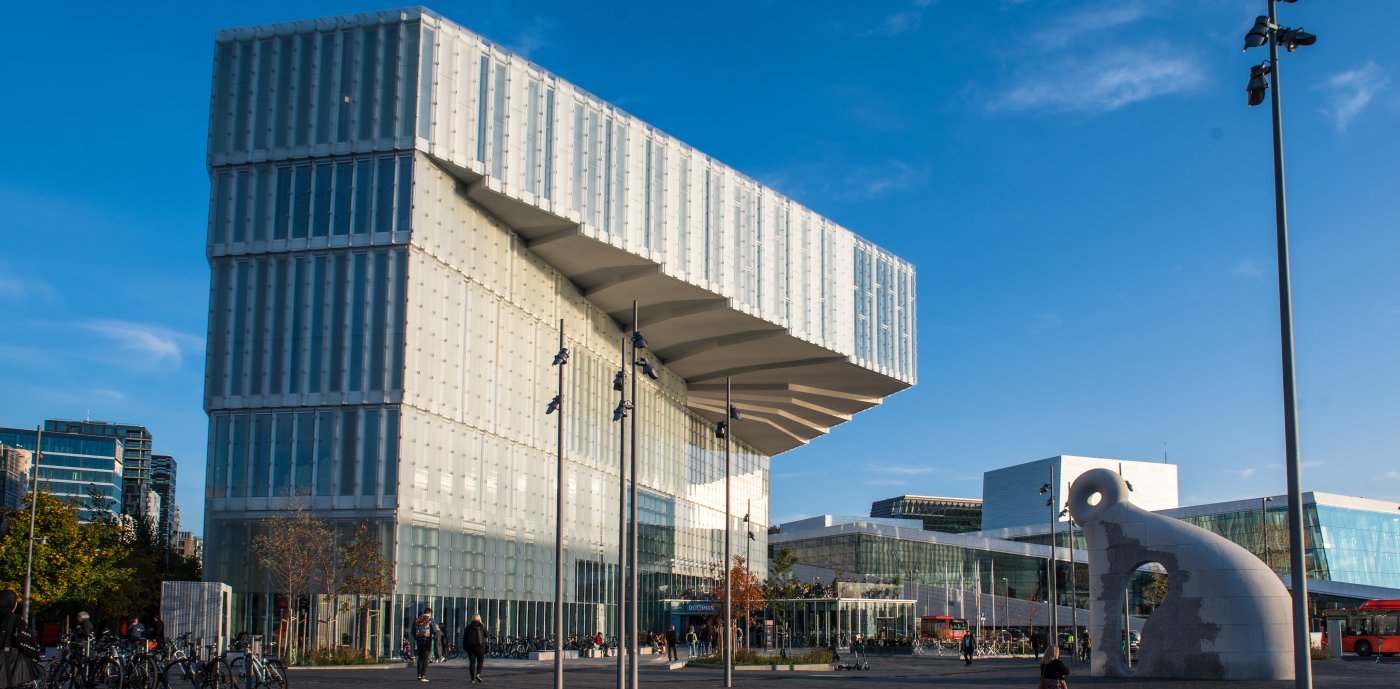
1244;3;1316;686
1261;496;1275;570
614;337;628;689
629;301;641;689
723;376;733;689
550;320;568;689
23;425;42;625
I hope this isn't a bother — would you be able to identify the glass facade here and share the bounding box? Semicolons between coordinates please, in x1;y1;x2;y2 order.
870;495;983;533
204;8;915;648
0;428;124;522
45;420;153;524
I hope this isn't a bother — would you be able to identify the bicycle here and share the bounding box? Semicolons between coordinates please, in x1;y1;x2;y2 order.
226;634;287;689
162;642;235;689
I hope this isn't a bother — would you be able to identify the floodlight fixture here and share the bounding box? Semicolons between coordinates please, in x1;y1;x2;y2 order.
613;370;626;392
552;347;570;366
545;395;562;415
1040;483;1051;495
1243;15;1271;51
612;400;632;422
715;420;728;439
1125;479;1135;492
637;358;659;380
729;405;742;421
1247;62;1271;107
1276;27;1316;52
631;330;648;350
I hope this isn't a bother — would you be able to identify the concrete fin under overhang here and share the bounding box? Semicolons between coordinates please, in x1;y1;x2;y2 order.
442;155;910;456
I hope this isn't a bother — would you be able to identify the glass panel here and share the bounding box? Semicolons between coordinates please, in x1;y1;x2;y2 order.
315;411;335;496
353;159;373;235
476;55;489;163
339;408;359;496
375;157;395;233
251;413;272;498
312;162;333;238
328;253;348;393
294;411;314;496
229;414;247;498
333;161;353;236
358;25;379;141
273;166;291;240
368;251;388;392
348;252;367;393
395;155;412;233
382;408;398;496
274;412;293;497
360;409;380;496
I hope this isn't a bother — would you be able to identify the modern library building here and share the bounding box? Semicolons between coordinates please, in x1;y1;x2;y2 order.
201;7;916;645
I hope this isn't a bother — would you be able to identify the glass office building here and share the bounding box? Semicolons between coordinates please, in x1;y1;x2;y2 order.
203;8;916;643
0;427;124;522
870;494;983;533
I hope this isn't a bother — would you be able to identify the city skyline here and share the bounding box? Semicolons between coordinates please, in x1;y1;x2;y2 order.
2;1;1398;538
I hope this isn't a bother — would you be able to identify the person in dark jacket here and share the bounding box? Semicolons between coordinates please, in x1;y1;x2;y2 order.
0;589;39;688
151;614;166;647
1040;645;1070;688
462;614;489;683
411;608;439;682
960;632;976;666
75;611;95;656
665;626;679;661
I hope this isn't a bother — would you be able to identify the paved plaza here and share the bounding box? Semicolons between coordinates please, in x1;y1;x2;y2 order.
288;654;1400;688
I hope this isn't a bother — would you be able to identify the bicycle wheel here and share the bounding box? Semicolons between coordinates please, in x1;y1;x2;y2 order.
264;660;287;689
162;658;200;689
227;655;250;689
95;658;124;689
51;660;84;689
132;655;160;689
204;658;235;689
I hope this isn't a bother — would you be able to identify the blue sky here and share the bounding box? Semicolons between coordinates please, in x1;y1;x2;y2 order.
1;1;1397;536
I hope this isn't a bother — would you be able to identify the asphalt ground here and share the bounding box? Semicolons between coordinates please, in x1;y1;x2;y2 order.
286;653;1400;688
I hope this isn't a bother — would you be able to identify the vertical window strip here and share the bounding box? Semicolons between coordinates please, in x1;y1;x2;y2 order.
476;55;489;163
361;409;381;496
413;24;431;140
602;119;612;233
253;39;273;151
337;30;355;144
315;32;335;145
368;251;389;392
230;261;249;396
526;81;540;194
543;88;554;200
378;23;401;141
358;26;380;142
339;408;359;496
571;104;584;212
643;139;652;250
348;252;368;393
289;257;306;395
274;35;293;149
491;62;507;179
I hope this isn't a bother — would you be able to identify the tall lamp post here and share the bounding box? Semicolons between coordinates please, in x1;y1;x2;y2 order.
1243;4;1318;688
628;301;658;689
23;425;43;625
715;378;740;688
1260;496;1275;571
1060;499;1079;661
546;321;568;689
611;337;631;689
1039;476;1057;644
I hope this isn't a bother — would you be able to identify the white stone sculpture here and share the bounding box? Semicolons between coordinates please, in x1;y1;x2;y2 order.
1067;468;1293;680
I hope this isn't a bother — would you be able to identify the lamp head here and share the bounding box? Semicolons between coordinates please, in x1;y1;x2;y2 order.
613;370;625;392
1243;16;1271;51
612;400;632;422
552;348;570;366
638;358;660;380
1247;62;1271;106
1040;483;1051;494
715;421;728;439
545;395;562;415
1276;27;1316;52
729;405;742;421
631;330;648;350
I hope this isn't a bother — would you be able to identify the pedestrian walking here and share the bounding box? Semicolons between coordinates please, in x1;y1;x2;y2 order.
961;631;976;666
151;614;166;647
1039;645;1070;689
0;589;40;689
700;623;711;655
665;626;679;661
411;608;439;682
463;613;489;683
686;627;697;657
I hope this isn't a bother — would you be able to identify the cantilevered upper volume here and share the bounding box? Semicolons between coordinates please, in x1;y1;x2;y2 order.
208;7;916;454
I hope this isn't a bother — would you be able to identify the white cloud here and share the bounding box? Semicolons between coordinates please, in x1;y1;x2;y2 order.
861;0;934;37
989;47;1207;115
1319;62;1387;133
880;464;940;475
92;388;128;402
1233;258;1263;279
865;478;910;486
78;319;204;366
1227;467;1259;479
1383;470;1400;480
0;270;56;302
507;17;550;59
1031;3;1150;50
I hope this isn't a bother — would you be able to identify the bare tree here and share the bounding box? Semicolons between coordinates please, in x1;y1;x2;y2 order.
251;503;335;658
338;521;395;656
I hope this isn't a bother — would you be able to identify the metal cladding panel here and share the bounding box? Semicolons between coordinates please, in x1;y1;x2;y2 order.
981;456;1180;531
161;581;233;651
413;13;915;384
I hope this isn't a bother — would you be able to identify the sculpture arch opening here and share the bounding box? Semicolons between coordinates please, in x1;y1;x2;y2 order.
1117;561;1170;676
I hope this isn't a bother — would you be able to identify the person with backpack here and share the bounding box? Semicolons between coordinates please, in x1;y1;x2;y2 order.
463;614;488;683
412;608;439;682
961;631;976;666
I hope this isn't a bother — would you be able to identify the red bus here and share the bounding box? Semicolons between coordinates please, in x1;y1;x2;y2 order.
1323;599;1400;657
919;616;968;642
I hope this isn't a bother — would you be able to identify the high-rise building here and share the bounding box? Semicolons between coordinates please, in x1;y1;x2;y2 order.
175;531;204;561
0;445;32;511
203;7;916;641
0;427;124;521
44;420;154;522
151;454;178;544
980;455;1178;531
870;495;983;533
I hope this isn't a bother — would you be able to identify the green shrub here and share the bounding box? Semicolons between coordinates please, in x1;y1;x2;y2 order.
301;648;383;666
